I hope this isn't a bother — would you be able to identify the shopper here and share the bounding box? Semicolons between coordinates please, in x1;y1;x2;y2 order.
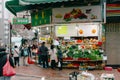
12;45;20;67
32;43;38;55
37;43;42;66
32;43;38;63
28;44;32;58
0;47;15;80
19;45;24;57
57;46;63;70
22;44;29;66
49;45;58;69
39;42;49;68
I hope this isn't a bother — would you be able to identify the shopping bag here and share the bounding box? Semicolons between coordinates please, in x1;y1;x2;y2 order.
58;61;61;67
28;57;35;64
3;56;16;76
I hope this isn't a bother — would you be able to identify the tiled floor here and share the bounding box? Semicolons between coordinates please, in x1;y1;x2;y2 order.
12;64;120;80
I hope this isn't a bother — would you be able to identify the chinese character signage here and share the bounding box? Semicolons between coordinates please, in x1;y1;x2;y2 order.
31;9;51;26
52;6;102;23
13;18;29;24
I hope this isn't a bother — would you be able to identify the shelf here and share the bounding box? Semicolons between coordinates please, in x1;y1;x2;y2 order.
63;60;103;62
75;43;98;45
62;59;104;70
63;66;79;68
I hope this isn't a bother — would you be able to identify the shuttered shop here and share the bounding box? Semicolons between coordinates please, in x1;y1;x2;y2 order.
105;23;120;66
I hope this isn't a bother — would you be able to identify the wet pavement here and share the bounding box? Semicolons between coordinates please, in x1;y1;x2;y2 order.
11;64;120;80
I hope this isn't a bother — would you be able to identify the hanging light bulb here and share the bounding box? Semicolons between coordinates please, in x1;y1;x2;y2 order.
46;27;49;30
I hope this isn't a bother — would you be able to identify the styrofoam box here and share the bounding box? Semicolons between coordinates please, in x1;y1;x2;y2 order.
100;73;115;80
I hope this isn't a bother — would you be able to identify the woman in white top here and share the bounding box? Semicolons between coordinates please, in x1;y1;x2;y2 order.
49;45;58;69
13;45;20;67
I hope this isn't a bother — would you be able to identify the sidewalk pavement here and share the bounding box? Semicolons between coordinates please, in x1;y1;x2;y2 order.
11;62;120;80
11;64;70;80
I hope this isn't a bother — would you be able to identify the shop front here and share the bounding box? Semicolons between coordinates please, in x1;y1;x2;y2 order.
5;0;107;69
105;3;120;67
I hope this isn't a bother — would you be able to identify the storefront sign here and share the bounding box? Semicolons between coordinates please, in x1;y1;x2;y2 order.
57;26;68;35
55;23;100;37
52;6;102;23
78;24;99;36
31;9;51;26
55;24;77;37
13;18;29;24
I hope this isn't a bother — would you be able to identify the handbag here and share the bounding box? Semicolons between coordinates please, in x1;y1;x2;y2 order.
3;55;16;76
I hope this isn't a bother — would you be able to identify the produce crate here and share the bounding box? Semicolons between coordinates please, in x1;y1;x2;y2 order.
77;71;95;80
69;71;79;80
69;71;95;80
100;73;114;80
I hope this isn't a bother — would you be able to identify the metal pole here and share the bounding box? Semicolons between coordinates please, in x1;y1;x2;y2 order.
9;23;12;54
103;2;106;23
2;0;4;44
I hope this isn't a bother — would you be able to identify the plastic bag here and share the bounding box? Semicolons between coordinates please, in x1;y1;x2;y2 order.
28;57;35;64
58;61;61;67
3;57;16;76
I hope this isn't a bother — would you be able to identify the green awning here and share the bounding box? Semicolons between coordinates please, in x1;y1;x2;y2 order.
6;0;101;15
5;0;35;15
19;0;69;5
5;0;69;15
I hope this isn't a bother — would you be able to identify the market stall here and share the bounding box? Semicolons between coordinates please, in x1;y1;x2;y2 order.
52;5;105;70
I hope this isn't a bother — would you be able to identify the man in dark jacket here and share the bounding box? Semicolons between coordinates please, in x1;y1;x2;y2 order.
57;46;63;70
38;42;49;68
0;48;14;80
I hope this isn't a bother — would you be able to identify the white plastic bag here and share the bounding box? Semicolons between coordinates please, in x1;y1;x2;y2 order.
58;61;61;67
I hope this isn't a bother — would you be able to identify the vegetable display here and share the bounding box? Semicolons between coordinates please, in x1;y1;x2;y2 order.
62;45;103;60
